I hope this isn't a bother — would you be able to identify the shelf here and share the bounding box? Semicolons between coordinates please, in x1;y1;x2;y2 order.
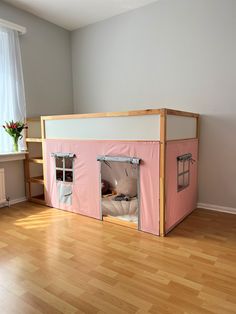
30;194;45;205
28;157;44;164
25;119;45;204
28;176;44;184
26;138;42;143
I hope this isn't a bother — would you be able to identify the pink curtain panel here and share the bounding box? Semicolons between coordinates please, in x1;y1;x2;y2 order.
44;140;160;235
165;139;198;232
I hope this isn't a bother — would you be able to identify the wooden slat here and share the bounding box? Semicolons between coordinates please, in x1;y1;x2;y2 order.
40;117;45;140
28;157;44;164
26;138;42;143
41;117;47;202
41;108;162;121
166;109;199;118
28;176;44;184
196;115;200;139
41;108;200;122
166;138;198;143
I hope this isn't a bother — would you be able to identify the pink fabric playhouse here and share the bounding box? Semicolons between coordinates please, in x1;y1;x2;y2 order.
41;108;199;236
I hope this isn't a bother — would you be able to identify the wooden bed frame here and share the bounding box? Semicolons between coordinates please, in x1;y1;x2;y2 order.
25;108;199;237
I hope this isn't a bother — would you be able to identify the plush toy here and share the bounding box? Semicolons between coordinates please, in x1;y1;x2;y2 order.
116;177;137;198
101;179;110;195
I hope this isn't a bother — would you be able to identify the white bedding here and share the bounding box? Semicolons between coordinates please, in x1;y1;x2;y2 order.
102;195;138;217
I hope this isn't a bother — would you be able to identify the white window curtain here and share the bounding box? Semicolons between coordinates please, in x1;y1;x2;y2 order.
0;26;26;153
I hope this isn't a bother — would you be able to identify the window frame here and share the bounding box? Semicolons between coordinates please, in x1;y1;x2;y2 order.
0;26;26;153
177;153;192;192
51;153;75;183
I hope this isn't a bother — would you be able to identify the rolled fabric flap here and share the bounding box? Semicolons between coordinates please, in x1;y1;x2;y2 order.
57;182;72;206
177;153;192;161
97;155;141;164
51;152;76;158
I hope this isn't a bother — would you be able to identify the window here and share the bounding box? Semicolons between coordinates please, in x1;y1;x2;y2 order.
51;153;76;206
177;153;193;192
52;153;75;183
0;26;26;152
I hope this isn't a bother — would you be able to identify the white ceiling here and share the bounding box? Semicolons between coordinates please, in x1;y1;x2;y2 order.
4;0;158;30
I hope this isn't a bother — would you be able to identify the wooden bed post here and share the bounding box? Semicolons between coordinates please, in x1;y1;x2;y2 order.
196;115;200;140
41;117;47;201
159;109;167;237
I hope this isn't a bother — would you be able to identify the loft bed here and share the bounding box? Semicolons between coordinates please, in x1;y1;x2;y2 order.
36;108;199;236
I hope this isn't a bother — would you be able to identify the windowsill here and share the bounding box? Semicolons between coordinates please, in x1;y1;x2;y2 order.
0;151;28;162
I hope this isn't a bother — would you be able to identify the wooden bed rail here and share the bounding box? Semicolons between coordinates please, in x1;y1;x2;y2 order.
41;108;199;121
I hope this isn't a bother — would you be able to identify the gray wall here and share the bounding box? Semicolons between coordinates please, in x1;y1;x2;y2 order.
0;2;73;201
71;0;236;209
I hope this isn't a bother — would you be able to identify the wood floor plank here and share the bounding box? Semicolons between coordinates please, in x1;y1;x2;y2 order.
0;202;235;314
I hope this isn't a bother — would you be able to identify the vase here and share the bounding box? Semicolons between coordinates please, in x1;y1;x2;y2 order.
13;137;19;152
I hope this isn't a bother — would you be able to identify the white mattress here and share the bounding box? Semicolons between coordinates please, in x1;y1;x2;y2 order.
114;215;138;223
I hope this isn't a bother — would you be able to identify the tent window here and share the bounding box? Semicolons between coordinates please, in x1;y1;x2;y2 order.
56;157;63;168
177;153;193;192
52;153;76;183
56;169;63;181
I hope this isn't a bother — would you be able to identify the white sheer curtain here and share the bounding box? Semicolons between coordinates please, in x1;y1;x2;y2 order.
0;26;26;153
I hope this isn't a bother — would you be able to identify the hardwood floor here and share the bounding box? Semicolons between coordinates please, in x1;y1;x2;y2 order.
0;202;235;314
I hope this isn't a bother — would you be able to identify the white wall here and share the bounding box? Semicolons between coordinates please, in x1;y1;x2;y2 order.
0;2;74;201
71;0;236;209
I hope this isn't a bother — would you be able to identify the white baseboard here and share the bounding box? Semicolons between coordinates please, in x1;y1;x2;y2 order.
0;196;27;208
10;196;27;205
197;203;236;215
